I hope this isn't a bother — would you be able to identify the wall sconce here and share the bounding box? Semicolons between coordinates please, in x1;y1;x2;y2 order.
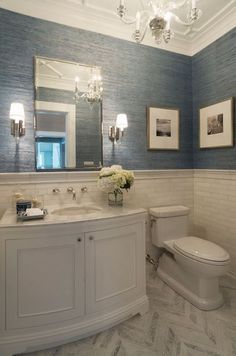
109;113;128;142
10;103;25;139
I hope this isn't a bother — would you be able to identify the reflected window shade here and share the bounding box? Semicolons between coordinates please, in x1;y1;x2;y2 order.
36;111;66;132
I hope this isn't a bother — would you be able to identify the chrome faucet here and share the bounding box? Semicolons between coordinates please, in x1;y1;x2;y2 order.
67;187;76;200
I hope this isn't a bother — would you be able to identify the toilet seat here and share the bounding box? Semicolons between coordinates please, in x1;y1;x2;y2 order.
174;236;230;264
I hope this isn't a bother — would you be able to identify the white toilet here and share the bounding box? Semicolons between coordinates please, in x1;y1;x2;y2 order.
149;205;230;310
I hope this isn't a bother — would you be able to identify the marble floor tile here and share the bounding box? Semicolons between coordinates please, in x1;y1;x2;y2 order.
19;264;236;356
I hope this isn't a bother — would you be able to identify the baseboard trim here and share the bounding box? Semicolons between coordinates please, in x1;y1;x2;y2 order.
0;295;149;356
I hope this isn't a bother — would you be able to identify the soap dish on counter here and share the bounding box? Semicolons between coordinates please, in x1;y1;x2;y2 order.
17;209;48;221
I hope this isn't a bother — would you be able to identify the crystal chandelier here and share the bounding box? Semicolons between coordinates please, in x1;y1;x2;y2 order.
117;0;202;45
74;70;103;104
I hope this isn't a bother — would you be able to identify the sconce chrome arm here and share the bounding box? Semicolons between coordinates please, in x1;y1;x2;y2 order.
108;113;128;143
11;120;25;138
10;103;26;142
108;126;121;143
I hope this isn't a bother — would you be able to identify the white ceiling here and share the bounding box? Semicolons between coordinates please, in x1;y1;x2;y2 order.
1;0;236;55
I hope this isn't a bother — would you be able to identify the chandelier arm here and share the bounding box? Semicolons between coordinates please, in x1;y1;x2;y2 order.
119;16;136;25
149;1;159;15
138;21;150;43
171;13;194;26
139;0;146;10
116;0;202;45
167;0;189;10
119;10;151;25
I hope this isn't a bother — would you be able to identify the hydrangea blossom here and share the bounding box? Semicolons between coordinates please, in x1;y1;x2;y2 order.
98;165;134;193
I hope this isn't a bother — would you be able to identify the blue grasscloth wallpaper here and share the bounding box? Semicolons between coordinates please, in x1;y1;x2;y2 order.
1;9;235;173
0;9;193;172
192;28;236;169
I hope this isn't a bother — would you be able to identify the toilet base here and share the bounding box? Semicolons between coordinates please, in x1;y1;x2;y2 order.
157;253;224;311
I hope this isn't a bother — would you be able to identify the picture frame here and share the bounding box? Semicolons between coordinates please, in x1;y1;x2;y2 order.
147;106;180;150
199;97;234;149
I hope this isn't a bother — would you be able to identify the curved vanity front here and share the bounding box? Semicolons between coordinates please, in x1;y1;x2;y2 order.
0;208;148;356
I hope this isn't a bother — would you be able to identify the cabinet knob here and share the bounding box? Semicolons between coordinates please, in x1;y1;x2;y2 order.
89;236;94;241
77;238;82;242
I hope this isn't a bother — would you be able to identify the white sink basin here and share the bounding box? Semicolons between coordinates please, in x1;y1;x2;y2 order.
51;205;102;216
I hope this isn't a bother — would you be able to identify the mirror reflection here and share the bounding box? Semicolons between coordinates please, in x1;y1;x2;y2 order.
34;56;103;170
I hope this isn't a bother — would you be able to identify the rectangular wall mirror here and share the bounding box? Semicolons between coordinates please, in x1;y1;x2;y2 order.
34;56;103;170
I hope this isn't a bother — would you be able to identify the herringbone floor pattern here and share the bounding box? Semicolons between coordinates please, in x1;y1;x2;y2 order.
21;264;236;356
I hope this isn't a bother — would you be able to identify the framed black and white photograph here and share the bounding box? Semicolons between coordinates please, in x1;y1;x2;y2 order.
199;97;234;148
147;106;179;150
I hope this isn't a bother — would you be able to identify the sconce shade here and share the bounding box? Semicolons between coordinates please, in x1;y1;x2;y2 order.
116;113;128;131
10;103;25;124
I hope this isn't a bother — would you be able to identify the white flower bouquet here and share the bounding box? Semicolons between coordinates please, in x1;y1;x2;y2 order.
98;165;134;194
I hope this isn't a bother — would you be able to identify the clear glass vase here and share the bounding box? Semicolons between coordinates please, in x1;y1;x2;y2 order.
108;190;123;206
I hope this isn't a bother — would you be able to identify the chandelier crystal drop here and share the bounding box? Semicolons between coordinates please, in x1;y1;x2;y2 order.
74;70;103;105
117;0;202;45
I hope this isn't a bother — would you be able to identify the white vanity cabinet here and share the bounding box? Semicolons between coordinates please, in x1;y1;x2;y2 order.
85;224;146;314
0;211;148;356
5;234;85;329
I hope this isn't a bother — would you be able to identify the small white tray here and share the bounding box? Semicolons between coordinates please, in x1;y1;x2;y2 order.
17;209;48;221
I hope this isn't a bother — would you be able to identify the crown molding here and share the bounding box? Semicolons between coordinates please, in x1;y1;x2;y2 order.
0;0;192;55
0;0;235;56
190;1;236;55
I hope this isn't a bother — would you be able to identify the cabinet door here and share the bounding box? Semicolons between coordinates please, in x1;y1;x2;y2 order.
6;235;84;329
85;222;145;314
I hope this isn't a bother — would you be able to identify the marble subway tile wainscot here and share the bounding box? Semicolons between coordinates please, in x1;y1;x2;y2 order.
194;170;236;278
0;170;194;257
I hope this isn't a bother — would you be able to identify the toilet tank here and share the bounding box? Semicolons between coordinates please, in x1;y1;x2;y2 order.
149;206;190;247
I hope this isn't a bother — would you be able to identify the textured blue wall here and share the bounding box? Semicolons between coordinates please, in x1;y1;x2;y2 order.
0;9;193;172
192;28;236;169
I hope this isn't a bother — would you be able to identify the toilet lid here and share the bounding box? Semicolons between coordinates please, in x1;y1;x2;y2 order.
174;236;230;262
149;205;189;218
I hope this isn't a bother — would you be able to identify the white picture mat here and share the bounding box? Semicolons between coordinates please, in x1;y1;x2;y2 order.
200;99;233;148
148;107;179;150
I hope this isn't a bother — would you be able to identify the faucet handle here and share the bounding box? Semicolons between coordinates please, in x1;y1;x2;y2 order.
67;187;74;193
81;186;88;193
52;188;60;194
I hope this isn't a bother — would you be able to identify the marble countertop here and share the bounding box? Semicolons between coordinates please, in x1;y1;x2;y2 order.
0;203;147;228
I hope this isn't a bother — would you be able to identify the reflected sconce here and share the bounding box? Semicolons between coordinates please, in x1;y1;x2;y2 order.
108;113;128;142
10;103;25;140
